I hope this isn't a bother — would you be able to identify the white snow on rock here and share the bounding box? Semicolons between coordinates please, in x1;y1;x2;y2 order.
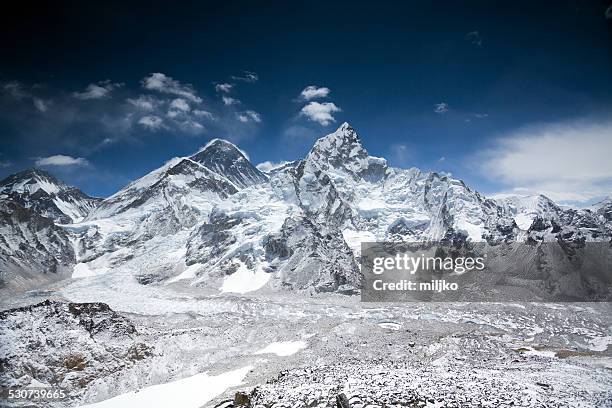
342;229;376;257
514;213;534;230
254;341;308;357
80;365;252;408
72;263;104;278
220;261;271;294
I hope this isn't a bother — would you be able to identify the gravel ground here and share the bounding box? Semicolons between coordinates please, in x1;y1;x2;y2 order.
1;283;611;408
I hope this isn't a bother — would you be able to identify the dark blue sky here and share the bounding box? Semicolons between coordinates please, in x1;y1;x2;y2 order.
1;1;611;203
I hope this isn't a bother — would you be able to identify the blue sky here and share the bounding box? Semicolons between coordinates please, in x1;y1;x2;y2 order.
1;1;611;204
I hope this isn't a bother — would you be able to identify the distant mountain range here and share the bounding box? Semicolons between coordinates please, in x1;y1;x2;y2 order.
1;123;611;294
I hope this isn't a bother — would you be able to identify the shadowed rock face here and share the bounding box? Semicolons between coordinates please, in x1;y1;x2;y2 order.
0;168;101;224
0;300;150;393
0;201;75;291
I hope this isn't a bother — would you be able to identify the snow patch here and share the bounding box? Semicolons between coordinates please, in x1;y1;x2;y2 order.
72;263;107;279
220;261;271;294
514;213;534;230
342;229;376;257
254;341;307;357
80;365;252;408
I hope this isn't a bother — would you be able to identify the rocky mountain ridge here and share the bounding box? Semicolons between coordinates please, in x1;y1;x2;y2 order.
0;123;611;294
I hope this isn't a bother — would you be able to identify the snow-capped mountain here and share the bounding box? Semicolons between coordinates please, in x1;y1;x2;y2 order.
0;201;75;290
189;139;268;188
1;123;611;295
0;168;100;224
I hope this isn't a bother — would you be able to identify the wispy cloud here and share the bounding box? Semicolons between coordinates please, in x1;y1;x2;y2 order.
193;109;215;120
138;115;165;130
476;120;612;203
256;160;290;173
33;98;49;112
35;154;90;167
215;83;233;93
237;110;261;123
434;102;449;114
300;102;341;126
127;95;160;111
2;81;28;99
169;98;190;112
299;85;330;100
141;73;202;103
3;81;51;113
222;96;239;106
231;71;258;83
73;80;122;100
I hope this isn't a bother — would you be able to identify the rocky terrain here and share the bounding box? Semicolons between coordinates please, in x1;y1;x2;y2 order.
1;290;610;408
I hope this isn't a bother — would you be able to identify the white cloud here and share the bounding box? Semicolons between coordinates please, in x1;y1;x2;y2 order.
138;115;165;130
127;95;159;110
300;85;330;100
141;73;202;103
300;102;341;126
434;102;449;114
222;96;239;106
33;98;48;112
231;71;258;83
193;109;215;120
180;119;205;132
256;160;290;173
237;110;261;123
215;83;233;93
35;155;89;167
73;80;122;99
169;98;190;112
477;120;612;203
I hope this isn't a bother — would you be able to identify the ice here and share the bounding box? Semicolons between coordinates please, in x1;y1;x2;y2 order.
254;341;307;357
80;366;252;408
515;213;534;230
72;263;105;279
342;229;376;257
220;261;271;294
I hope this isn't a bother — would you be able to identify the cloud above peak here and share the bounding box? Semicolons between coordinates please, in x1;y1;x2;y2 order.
141;73;202;103
237;110;261;123
300;85;330;100
300;102;341;126
477;120;612;203
73;80;122;100
35;155;90;167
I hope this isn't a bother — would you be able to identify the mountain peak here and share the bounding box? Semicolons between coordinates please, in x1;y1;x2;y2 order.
306;124;387;182
0;168;100;223
196;138;249;159
189;139;267;188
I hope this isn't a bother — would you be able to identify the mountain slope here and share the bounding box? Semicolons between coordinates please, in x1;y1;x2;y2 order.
0;201;75;291
190;139;268;188
1;123;611;295
0;168;100;224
